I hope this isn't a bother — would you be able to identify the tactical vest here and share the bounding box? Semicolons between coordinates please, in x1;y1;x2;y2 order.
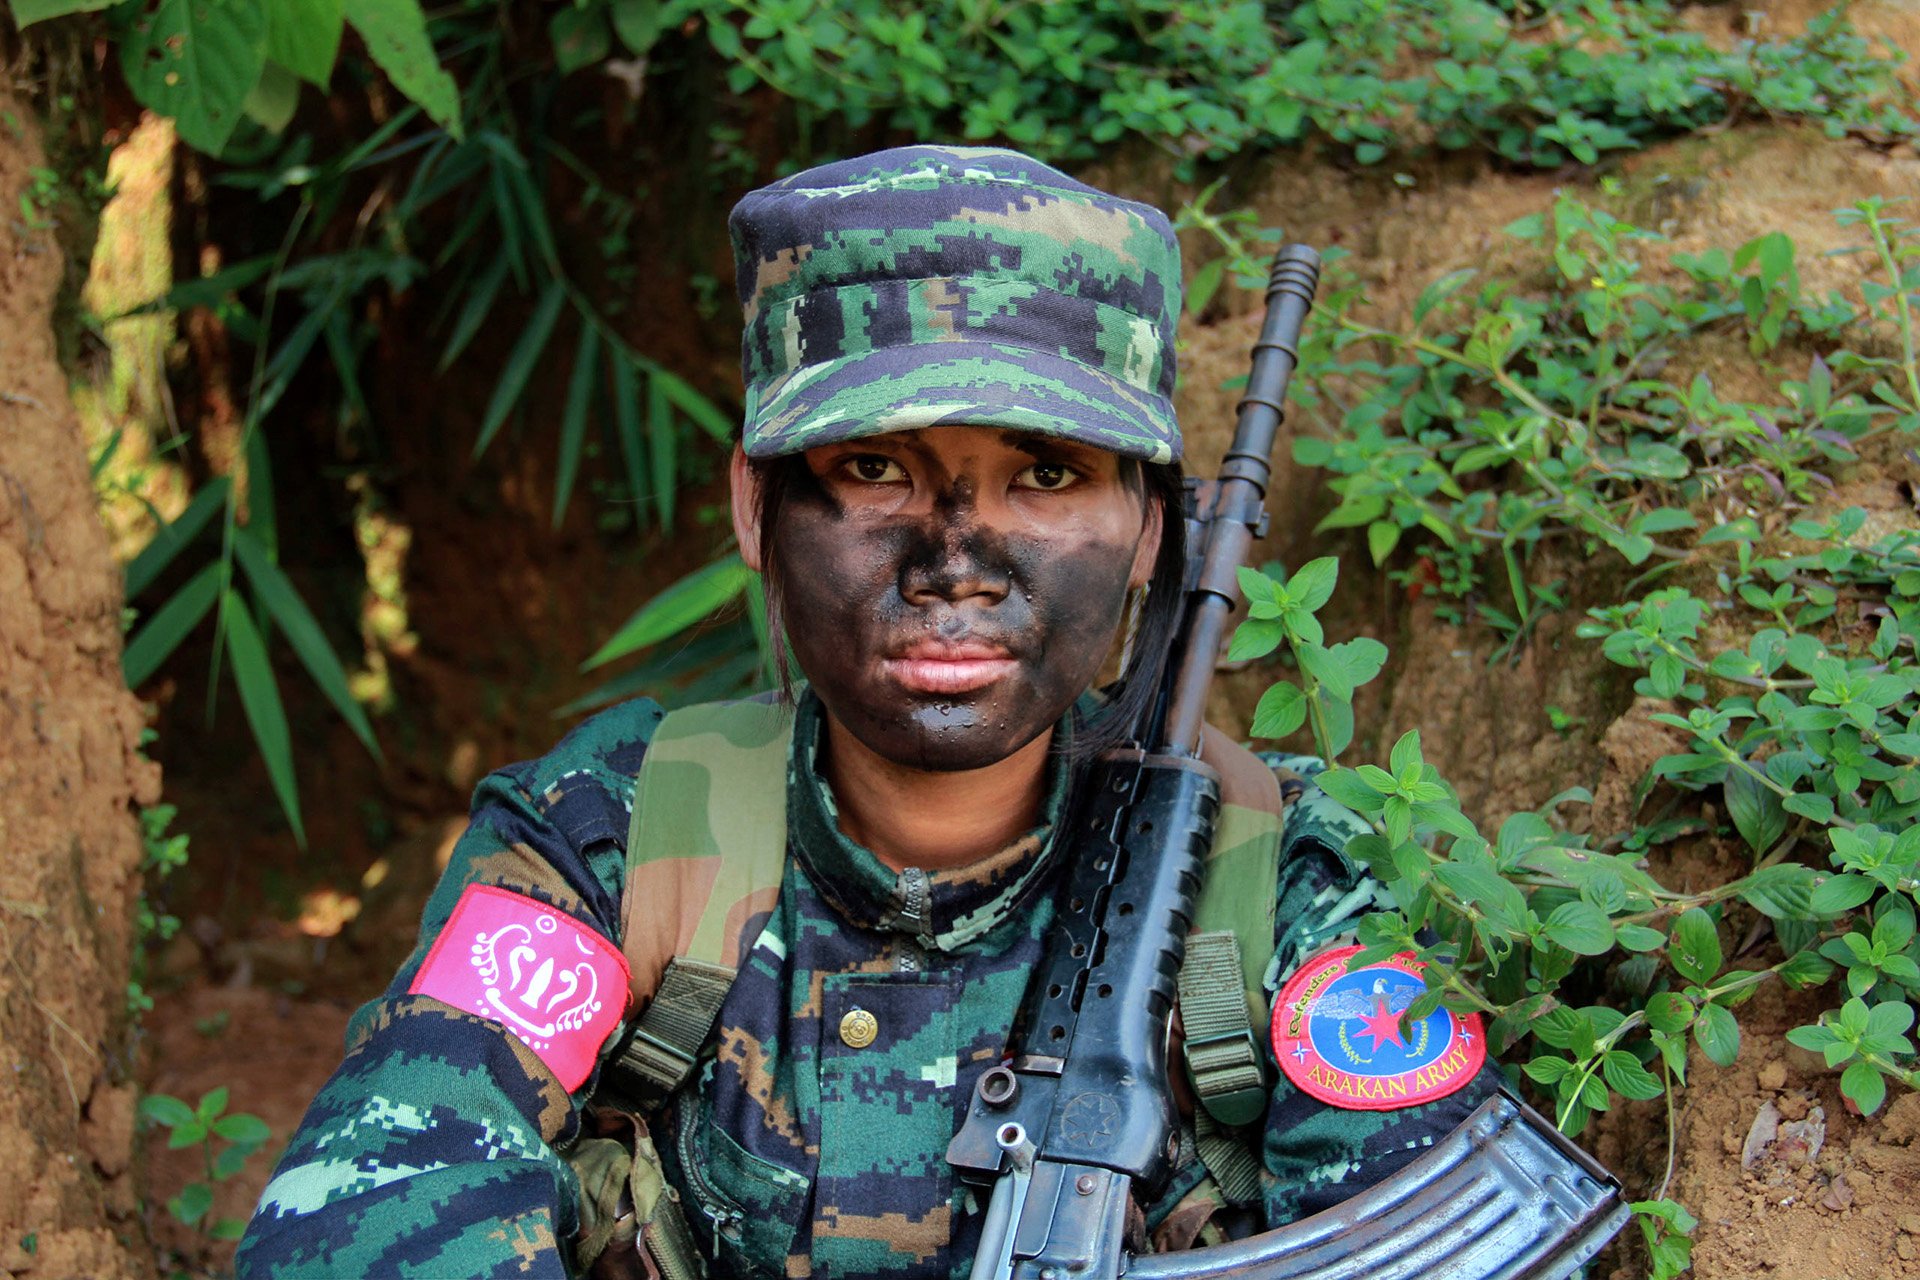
572;699;1290;1278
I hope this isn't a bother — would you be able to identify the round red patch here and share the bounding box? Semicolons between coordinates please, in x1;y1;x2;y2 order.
1271;944;1486;1111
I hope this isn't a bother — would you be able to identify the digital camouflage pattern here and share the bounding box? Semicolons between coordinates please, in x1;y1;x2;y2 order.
236;691;1501;1278
731;146;1183;464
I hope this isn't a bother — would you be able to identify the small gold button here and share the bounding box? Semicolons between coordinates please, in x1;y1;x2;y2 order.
839;1008;879;1049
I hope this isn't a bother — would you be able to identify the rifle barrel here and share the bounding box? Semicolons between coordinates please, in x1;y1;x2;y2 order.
1159;245;1321;755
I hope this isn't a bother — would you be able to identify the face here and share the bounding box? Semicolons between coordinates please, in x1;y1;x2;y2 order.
733;426;1161;772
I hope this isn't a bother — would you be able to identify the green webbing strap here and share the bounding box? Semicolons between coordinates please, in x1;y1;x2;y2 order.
1192;1107;1265;1207
1178;930;1271;1128
615;959;739;1109
607;700;795;1108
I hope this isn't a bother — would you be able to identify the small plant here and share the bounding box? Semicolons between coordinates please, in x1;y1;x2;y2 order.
138;1087;271;1247
1216;195;1919;1271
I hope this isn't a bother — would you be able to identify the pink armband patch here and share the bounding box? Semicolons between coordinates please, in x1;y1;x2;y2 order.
1271;944;1486;1111
409;883;629;1092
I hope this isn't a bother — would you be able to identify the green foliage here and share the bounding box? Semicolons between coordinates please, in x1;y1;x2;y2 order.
1223;194;1919;1261
10;0;459;154
546;0;1912;168
138;1087;271;1245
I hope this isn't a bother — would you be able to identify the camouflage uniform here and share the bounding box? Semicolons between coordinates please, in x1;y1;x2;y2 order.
236;691;1501;1278
236;148;1502;1278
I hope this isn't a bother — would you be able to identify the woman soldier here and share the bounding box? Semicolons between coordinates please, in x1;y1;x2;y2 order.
236;146;1502;1280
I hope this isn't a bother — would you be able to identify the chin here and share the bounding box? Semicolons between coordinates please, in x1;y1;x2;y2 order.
829;688;1062;774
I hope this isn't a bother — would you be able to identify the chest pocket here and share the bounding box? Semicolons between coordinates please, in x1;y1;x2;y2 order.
672;1073;811;1278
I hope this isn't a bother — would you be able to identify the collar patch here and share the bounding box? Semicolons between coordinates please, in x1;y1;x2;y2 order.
409;883;629;1092
1270;944;1485;1111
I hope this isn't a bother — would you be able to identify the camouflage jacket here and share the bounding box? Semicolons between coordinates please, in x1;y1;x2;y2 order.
236;693;1501;1278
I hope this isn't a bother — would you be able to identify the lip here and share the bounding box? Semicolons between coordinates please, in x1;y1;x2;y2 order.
881;640;1018;695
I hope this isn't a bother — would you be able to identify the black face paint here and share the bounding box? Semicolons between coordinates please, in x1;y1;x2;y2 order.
769;459;1144;773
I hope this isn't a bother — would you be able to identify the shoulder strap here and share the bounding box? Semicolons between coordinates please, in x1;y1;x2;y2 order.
605;699;795;1108
1179;728;1286;1132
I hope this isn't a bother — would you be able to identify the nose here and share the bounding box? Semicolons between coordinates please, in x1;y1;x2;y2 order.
899;529;1011;606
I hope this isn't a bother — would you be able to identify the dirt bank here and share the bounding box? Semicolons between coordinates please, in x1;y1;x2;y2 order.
0;89;155;1280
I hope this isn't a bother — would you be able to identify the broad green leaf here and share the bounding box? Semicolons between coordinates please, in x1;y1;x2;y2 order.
1367;520;1400;565
212;1113;271;1145
1544;901;1615;956
13;0;113;24
123;563;223;688
550;4;610;72
1643;992;1692;1035
242;59;300;133
1693;1003;1739;1067
197;1085;230;1119
209;1218;248;1241
1226;618;1283;663
1782;791;1835;822
1250;681;1307;739
1615;924;1666;952
1738;863;1816;920
1186;257;1227;317
1287;557;1339;612
167;1119;207;1149
343;0;463;138
1725;765;1786;857
610;0;664;55
1809;873;1876;916
119;0;267;156
265;0;343;86
552;324;600;526
170;1181;213;1225
222;591;306;847
1841;1059;1887;1114
584;555;753;669
230;528;381;761
1777;950;1835;989
1602;1050;1664;1101
125;478;233;599
473;280;567;458
138;1094;196;1129
1669;908;1722;985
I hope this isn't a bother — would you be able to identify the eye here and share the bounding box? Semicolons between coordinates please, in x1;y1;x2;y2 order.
1013;461;1080;491
842;454;907;484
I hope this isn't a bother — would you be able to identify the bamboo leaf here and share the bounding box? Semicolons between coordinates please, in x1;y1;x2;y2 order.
221;591;307;847
230;528;381;762
611;356;650;528
123;563;223;688
553;324;600;527
438;252;509;372
125;478;232;599
473;280;566;458
647;374;677;529
341;0;463;139
583;555;752;670
651;367;733;444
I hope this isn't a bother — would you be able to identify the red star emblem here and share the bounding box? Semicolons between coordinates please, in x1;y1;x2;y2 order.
1358;997;1406;1051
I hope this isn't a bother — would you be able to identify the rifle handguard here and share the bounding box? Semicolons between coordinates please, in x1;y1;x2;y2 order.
1126;1090;1628;1280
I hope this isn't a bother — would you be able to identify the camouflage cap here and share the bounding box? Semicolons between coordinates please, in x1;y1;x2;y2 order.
729;144;1183;464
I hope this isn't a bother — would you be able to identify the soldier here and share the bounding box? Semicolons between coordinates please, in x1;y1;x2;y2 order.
235;146;1503;1279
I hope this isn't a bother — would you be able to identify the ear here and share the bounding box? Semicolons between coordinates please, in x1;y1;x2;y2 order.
729;444;765;572
1127;493;1163;590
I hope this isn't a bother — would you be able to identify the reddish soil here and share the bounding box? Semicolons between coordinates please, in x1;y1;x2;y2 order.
0;87;155;1280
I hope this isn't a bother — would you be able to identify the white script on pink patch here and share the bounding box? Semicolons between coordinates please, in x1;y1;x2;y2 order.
409;882;630;1091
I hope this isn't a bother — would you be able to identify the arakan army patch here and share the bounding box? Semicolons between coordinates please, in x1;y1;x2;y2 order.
1271;944;1485;1111
409;883;629;1091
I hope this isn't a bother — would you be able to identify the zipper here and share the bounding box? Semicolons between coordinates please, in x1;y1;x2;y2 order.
894;866;930;941
673;1097;745;1252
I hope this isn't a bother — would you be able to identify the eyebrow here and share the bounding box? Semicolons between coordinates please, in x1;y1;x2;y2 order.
994;430;1098;463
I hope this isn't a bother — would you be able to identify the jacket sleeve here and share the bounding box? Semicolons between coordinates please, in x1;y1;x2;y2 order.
234;699;665;1279
1255;754;1506;1229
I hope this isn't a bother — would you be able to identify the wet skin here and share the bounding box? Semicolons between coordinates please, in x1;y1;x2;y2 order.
733;426;1159;775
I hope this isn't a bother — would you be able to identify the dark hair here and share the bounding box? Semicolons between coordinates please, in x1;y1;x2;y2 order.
748;451;1188;759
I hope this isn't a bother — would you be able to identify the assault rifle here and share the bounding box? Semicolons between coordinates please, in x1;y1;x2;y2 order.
945;246;1629;1279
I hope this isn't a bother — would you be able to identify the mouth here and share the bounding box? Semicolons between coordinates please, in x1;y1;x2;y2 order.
880;639;1020;696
